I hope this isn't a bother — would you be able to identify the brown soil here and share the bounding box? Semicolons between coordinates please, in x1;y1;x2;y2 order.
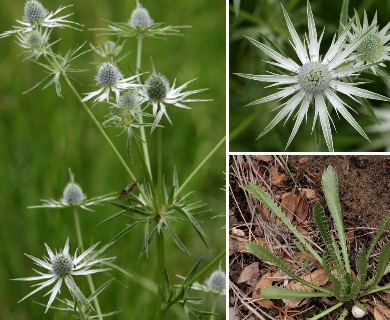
229;155;390;320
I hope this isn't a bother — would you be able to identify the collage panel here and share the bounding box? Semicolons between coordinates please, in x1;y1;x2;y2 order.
229;155;390;319
230;0;390;152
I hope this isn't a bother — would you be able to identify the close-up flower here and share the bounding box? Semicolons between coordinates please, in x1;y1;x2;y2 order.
29;170;115;211
141;72;209;127
16;27;53;60
82;62;142;103
0;0;81;38
191;269;226;295
234;1;390;151
348;11;390;74
13;238;112;313
95;1;187;39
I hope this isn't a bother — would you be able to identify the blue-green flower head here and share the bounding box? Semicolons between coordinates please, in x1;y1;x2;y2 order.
145;73;169;102
96;62;123;88
62;182;86;204
119;90;138;109
24;0;48;24
25;29;45;48
206;270;226;293
129;4;153;28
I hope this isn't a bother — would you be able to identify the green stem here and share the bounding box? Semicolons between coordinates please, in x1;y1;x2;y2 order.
155;227;167;320
136;35;152;178
73;208;103;320
157;128;163;199
307;302;344;320
210;297;217;320
362;283;390;296
175;136;225;198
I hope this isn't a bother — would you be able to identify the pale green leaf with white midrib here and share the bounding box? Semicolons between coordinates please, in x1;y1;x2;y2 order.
321;167;351;273
261;286;332;299
243;184;322;264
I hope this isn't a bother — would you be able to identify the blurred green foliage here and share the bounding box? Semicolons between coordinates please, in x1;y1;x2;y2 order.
0;0;225;319
230;0;390;151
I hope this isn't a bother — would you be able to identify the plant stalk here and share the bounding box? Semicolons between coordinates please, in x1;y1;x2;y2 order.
73;208;103;320
155;225;167;320
175;136;225;198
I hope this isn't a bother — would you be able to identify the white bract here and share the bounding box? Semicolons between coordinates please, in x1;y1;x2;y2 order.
141;72;209;128
13;239;112;313
82;62;142;102
348;11;390;74
0;0;81;38
236;2;390;151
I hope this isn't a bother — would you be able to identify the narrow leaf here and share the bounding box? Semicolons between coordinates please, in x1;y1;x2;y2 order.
339;0;349;35
364;241;390;292
246;242;331;294
261;286;332;299
244;184;322;263
367;210;390;258
321;167;351;273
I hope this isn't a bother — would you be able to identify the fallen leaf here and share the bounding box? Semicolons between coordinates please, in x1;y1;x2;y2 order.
283;269;329;307
252;271;275;309
260;203;271;221
305;170;321;185
251;155;273;162
237;262;259;284
374;307;385;320
281;192;298;221
229;307;240;320
346;228;355;244
373;301;390;318
296;196;308;223
270;166;287;185
298;156;309;164
300;188;317;199
231;227;246;238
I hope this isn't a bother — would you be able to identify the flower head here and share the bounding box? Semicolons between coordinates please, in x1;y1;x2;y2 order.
103;90;155;140
28;169;115;211
236;2;390;151
83;62;142;102
188;268;226;295
141;71;209;128
95;1;188;39
348;11;390;74
16;27;52;60
13;238;112;312
90;40;125;61
129;3;154;29
0;0;81;38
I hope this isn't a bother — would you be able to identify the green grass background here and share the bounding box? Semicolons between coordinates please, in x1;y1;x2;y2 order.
230;0;390;151
0;0;226;319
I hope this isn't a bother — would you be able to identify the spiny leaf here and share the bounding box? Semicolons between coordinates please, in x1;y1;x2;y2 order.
321;166;351;274
313;203;344;275
261;286;332;299
246;242;331;294
364;241;390;292
338;0;349;35
367;210;390;258
244;184;322;264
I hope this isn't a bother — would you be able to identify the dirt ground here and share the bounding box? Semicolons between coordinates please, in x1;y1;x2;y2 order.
229;155;390;320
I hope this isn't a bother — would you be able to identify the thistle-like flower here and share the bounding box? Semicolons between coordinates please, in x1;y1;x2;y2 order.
0;0;81;38
90;40;125;62
185;268;226;295
16;27;53;60
95;1;188;39
28;169;116;211
236;2;390;151
13;238;112;313
141;72;209;128
348;11;390;74
83;62;142;103
103;90;155;140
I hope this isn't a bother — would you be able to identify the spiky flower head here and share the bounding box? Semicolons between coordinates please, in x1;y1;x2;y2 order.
236;2;390;151
13;238;113;313
348;11;390;74
24;0;48;24
205;270;226;294
28;169;116;211
16;28;52;60
91;41;125;61
141;70;209;128
188;268;226;295
96;62;123;88
0;1;81;38
145;73;169;102
129;4;154;28
62;179;86;205
83;62;142;103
